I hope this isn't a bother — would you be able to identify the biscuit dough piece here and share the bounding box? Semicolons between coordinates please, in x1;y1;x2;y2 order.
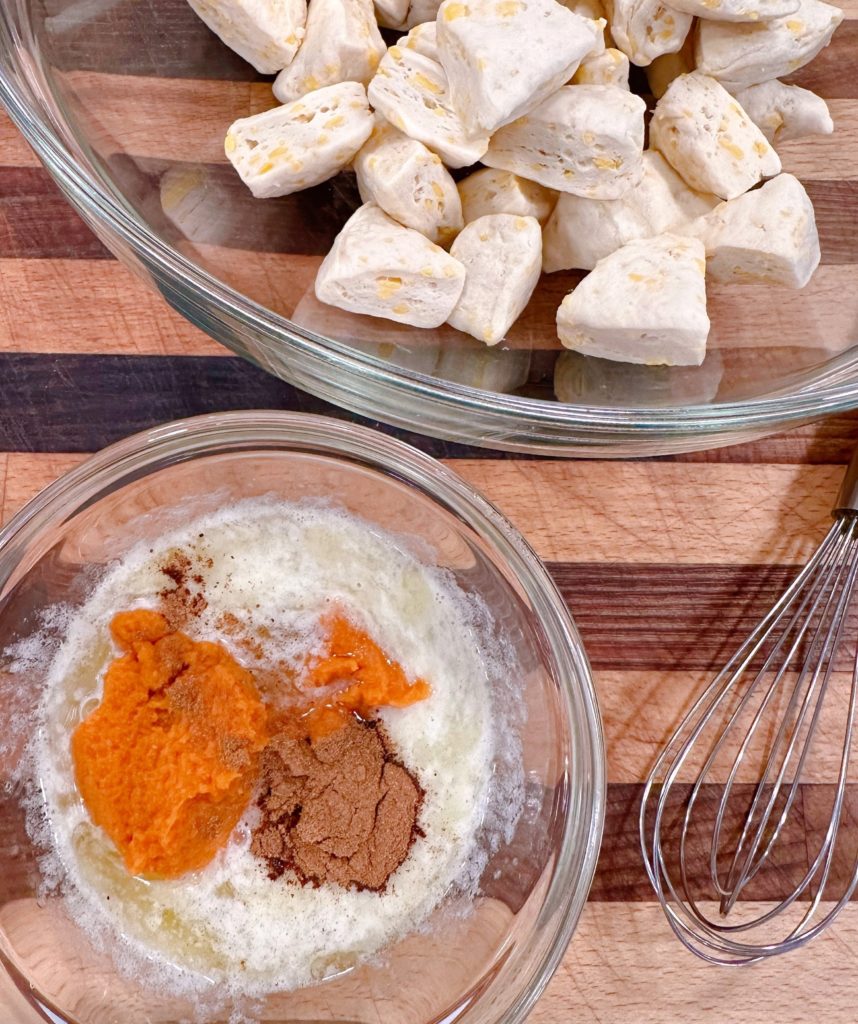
436;0;601;134
649;72;781;200
354;121;463;245
447;214;542;344
457;168;557;225
272;0;385;103
225;82;374;198
734;80;833;144
668;0;798;21
186;0;307;73
605;0;693;67
367;46;490;167
397;20;440;60
543;150;718;271
572;48;631;87
689;173;820;287
483;84;646;199
315;203;466;327
695;0;844;91
556;234;710;366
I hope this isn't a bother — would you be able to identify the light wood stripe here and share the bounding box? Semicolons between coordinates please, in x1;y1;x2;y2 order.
0;454;843;565
0;260;223;355
598;669;853;783
533;902;858;1023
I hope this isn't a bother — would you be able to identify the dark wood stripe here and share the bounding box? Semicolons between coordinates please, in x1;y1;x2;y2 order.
6;162;857;265
0;168;111;259
40;0;268;81
0;352;539;458
594;782;858;903
549;562;857;673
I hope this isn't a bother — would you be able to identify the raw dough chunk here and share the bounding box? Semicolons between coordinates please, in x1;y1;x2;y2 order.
572;48;631;88
689;173;820;287
447;214;542;344
354;121;463;245
734;80;833;144
649;72;781;200
397;20;440;60
556;234;710;365
407;0;443;25
367;46;490;167
605;0;693;67
435;0;600;134
668;0;798;22
559;0;612;47
375;0;409;27
186;0;307;73
695;0;844;91
458;168;557;225
272;0;385;103
315;203;466;327
483;85;646;199
225;82;373;198
543;150;718;271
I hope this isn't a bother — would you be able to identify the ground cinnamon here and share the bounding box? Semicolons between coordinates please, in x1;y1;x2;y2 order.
250;716;424;892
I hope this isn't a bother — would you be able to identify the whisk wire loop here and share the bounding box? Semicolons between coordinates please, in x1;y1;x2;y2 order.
641;495;858;965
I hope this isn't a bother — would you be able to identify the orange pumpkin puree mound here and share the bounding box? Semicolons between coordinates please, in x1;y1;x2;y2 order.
297;613;432;737
71;609;269;880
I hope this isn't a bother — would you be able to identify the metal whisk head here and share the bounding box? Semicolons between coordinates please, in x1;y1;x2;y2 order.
640;448;858;965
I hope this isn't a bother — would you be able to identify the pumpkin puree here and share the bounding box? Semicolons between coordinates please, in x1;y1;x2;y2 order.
71;609;269;879
71;607;430;881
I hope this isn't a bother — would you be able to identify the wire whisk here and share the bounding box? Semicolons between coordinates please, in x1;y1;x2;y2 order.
640;447;858;965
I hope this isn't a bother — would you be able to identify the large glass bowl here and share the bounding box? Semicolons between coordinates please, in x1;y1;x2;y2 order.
0;0;854;455
0;410;604;1024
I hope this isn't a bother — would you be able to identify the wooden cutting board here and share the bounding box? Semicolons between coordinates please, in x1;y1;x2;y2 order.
3;74;858;1019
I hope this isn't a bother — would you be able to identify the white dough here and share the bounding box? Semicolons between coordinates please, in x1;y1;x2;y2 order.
605;0;693;67
367;46;490;167
435;346;532;390
272;0;385;103
649;72;781;200
435;0;600;134
695;0;844;91
734;80;834;143
353;121;464;246
225;82;373;198
315;203;466;327
483;84;646;199
457;168;557;226
556;233;710;366
397;20;440;60
688;172;821;287
572;48;631;88
186;0;307;73
543;150;718;271
447;214;542;345
667;0;798;22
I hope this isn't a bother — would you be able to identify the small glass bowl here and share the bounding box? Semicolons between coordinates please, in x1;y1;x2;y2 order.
0;411;605;1024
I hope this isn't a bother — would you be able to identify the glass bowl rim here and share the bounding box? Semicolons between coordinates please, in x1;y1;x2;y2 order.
0;39;857;448
0;409;607;1024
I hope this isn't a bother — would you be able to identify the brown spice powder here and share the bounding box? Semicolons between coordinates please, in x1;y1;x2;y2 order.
250;717;424;892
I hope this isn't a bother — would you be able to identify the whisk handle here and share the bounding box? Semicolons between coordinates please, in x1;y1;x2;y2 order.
834;446;858;514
